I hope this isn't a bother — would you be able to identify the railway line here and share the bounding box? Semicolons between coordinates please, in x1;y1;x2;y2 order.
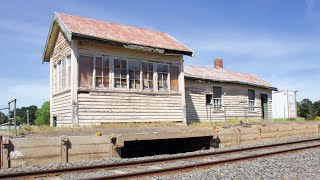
1;138;320;179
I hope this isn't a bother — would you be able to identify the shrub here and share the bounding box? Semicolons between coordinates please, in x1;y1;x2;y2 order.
35;101;50;126
315;116;320;121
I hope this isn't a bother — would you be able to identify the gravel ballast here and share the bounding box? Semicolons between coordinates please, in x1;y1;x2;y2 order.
155;147;320;180
1;135;320;180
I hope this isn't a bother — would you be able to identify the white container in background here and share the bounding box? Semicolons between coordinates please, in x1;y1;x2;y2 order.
272;91;297;119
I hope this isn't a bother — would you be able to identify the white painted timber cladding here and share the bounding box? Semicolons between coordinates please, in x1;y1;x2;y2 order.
77;92;183;125
185;80;272;123
50;30;72;126
51;91;72;125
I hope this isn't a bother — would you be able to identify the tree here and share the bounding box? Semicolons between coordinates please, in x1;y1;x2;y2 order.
35;101;50;126
0;111;8;124
297;99;315;120
15;105;38;125
314;100;320;117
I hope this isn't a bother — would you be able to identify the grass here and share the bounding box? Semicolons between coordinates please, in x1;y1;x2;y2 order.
189;118;261;127
273;117;307;123
16;121;177;135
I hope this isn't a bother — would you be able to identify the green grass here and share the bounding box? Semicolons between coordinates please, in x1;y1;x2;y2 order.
273;117;307;123
189;118;262;127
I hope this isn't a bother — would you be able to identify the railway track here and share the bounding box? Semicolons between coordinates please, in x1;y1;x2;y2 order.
1;138;320;179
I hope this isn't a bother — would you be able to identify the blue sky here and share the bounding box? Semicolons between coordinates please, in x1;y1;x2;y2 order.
0;0;319;108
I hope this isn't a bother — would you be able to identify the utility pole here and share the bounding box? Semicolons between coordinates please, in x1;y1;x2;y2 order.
27;110;30;125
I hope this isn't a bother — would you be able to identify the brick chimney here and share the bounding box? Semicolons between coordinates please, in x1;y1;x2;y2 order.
214;59;223;69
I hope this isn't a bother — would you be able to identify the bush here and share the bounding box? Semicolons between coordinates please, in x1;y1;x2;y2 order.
35;101;50;126
315;116;320;121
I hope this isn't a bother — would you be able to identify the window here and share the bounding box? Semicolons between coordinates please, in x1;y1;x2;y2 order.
114;59;127;88
67;56;71;88
128;61;141;89
79;55;93;88
206;94;213;104
170;65;179;92
53;65;57;93
157;64;169;91
213;87;222;110
95;57;109;88
248;89;255;111
61;59;66;90
142;62;153;90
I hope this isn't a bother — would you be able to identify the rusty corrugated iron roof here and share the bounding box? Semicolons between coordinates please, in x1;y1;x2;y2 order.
57;13;193;54
185;65;277;90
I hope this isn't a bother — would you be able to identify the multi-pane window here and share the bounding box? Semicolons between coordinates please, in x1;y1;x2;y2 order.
213;87;222;110
79;55;93;88
170;65;179;92
76;55;179;92
128;61;141;89
157;64;169;91
67;56;71;88
114;59;127;88
61;59;66;90
248;89;255;111
53;65;57;93
142;62;154;90
95;57;109;88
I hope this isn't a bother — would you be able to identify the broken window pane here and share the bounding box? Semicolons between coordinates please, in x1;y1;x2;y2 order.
114;59;127;88
157;64;169;91
142;62;154;90
128;61;140;90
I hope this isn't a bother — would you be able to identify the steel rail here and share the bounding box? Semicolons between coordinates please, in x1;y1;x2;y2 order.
93;143;320;180
0;138;320;179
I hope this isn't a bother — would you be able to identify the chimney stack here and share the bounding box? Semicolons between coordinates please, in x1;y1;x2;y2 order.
214;59;223;69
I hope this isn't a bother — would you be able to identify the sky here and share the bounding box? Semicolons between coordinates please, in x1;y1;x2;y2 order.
0;0;319;108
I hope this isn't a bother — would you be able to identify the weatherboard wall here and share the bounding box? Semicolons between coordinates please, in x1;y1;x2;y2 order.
50;30;72;126
75;42;184;125
185;80;272;123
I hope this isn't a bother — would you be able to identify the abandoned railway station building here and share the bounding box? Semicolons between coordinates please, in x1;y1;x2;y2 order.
43;13;277;127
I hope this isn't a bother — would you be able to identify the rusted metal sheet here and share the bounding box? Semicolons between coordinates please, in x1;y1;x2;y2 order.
56;13;193;54
184;65;276;90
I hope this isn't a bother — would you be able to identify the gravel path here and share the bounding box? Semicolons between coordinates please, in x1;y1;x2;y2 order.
1;135;320;180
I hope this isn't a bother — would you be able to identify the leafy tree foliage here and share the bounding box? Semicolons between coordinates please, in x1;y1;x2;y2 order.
0;111;8;124
297;99;320;120
8;105;38;125
35;101;50;126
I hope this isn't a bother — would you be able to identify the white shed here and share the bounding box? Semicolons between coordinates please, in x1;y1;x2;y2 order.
272;91;297;119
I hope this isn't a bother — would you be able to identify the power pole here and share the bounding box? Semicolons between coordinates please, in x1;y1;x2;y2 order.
27;110;30;125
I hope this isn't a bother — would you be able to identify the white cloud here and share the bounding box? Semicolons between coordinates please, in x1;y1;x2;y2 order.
191;33;320;59
183;29;320;102
0;78;49;109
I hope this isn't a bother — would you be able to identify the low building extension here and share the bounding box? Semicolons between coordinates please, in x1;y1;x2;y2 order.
43;13;277;126
185;60;277;123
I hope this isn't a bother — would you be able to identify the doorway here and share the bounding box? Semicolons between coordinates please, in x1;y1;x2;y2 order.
260;94;268;120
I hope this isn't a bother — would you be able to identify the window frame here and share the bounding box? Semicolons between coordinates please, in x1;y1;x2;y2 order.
157;63;169;92
113;58;128;89
94;56;110;89
77;53;178;93
248;89;255;112
212;86;223;111
78;54;94;89
141;61;154;91
67;56;71;89
128;60;141;90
